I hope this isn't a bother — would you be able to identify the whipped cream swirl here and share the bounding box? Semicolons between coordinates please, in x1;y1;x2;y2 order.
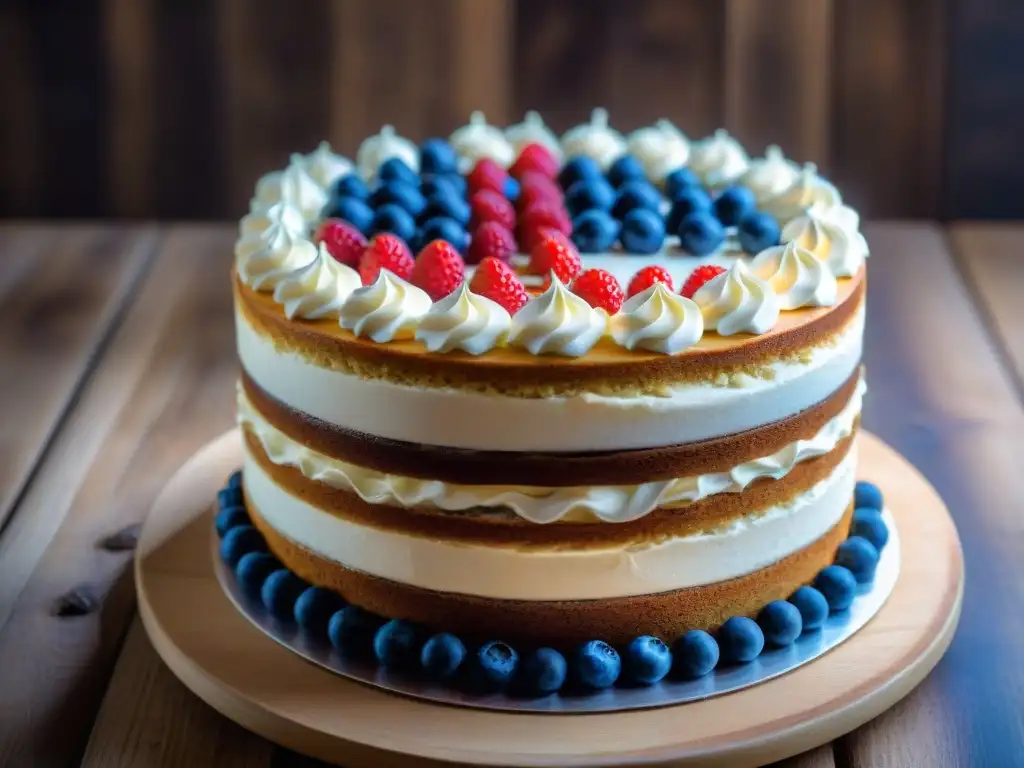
272;243;362;320
741;145;800;201
688;129;750;187
356;125;420;180
252;156;328;221
781;207;869;278
239;201;305;238
339;270;432;342
750;242;838;309
449;111;514;171
560;108;627;170
300;141;353;188
504;111;562;160
509;277;607;356
627;119;691;183
610;282;704;354
762;163;842;223
693;260;780;335
235;224;316;292
415;282;511;355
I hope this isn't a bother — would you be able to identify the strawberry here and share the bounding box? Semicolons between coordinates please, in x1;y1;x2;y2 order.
468;158;508;195
680;265;726;299
469;189;516;231
411;240;466;301
627;265;674;298
529;232;582;285
509;143;559;180
314;219;368;268
467;221;516;265
520;225;567;256
359;234;414;284
573;268;624;313
470;257;530;315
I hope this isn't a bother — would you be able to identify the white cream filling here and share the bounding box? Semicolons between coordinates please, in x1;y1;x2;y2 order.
235;305;863;452
238;376;863;524
243;447;856;600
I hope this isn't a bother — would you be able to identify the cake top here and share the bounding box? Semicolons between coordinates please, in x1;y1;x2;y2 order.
235;110;867;361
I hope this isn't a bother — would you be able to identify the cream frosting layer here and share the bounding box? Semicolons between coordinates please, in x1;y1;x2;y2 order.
243;444;857;600
238;376;863;524
235;301;864;452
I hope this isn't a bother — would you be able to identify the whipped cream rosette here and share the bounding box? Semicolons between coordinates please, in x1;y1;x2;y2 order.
509;276;608;356
610;282;704;354
415;282;512;355
339;270;432;342
692;260;780;335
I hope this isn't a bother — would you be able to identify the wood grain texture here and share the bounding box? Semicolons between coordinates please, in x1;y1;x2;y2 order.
767;745;836;768
0;227;240;768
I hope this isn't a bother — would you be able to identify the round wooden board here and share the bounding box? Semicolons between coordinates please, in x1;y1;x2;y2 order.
136;430;963;768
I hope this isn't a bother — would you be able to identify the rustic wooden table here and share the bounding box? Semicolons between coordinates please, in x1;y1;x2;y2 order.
0;222;1019;768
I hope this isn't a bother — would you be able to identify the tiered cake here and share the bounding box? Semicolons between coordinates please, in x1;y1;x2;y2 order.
228;109;871;690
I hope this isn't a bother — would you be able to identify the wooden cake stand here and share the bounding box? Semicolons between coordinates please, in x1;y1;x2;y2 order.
136;430;963;768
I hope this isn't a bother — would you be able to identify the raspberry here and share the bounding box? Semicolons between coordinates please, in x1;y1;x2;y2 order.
509;143;559;180
519;204;571;237
680;265;726;299
314;218;367;268
572;269;624;313
359;234;414;284
468;158;507;195
411;240;466;301
520;226;568;256
467;221;516;265
529;233;582;285
627;265;674;298
517;172;563;209
469;189;516;231
469;257;530;315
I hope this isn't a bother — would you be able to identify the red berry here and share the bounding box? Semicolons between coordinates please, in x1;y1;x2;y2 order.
467;221;516;265
469;257;530;315
680;265;727;299
359;234;414;285
469;189;516;231
519;204;571;237
520;226;568;256
519;170;561;196
627;265;674;298
573;269;624;313
468;158;507;194
529;233;582;285
411;240;466;301
314;218;368;268
509;143;559;180
516;183;563;212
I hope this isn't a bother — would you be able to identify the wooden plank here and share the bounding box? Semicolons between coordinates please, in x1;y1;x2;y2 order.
835;223;1024;766
449;0;514;129
0;225;156;534
0;5;41;216
0;226;241;767
768;745;836;768
724;0;832;164
831;0;946;217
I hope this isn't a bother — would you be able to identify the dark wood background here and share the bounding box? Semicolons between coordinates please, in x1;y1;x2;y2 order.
0;0;1018;221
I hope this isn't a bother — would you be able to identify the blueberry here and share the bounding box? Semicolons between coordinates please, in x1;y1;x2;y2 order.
503;176;520;203
608;154;646;188
558;155;603;190
671;630;720;679
757;600;803;647
518;647;567;696
666;188;713;234
370;181;427;217
420;174;461;201
571;209;619;253
620;208;666;254
226;470;243;489
664;167;702;201
215;505;249;538
712;185;757;227
419;217;469;253
851;510;889;552
474;640;519;691
378;157;419;187
854;481;884;511
622;635;672;685
814;565;858;612
235;551;280;596
219;525;265;567
373;619;425;670
328;605;384;656
321;196;374;234
371;204;417;243
717;616;765;664
420;194;472;227
420;138;459;175
612;180;661;219
835;536;880;584
565;178;616;215
333;173;371;201
260;569;307;621
572;640;621;689
294;587;344;635
737;211;781;254
791;587;830;632
217;486;243;509
420;633;466;679
678;211;726;256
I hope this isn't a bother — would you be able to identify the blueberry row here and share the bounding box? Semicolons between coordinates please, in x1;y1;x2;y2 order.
216;476;888;698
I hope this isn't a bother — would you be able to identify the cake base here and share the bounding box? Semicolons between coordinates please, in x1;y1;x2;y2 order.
136;430;963;767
